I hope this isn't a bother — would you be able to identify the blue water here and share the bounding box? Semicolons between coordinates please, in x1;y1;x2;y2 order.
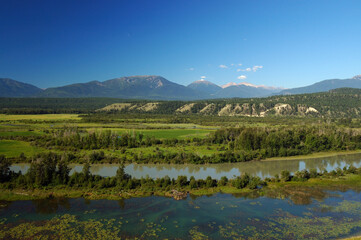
1;190;361;239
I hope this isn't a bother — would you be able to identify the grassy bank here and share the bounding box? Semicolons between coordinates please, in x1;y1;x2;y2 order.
0;185;254;201
342;237;361;240
2;173;361;202
263;149;361;162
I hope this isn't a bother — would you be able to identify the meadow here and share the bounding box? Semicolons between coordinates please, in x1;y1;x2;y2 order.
0;113;80;121
0;140;44;158
0;113;217;162
0;112;360;164
1;112;361;240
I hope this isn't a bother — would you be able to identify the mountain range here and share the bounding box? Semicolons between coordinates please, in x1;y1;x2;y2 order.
0;78;43;97
1;75;361;100
277;75;361;95
38;76;203;100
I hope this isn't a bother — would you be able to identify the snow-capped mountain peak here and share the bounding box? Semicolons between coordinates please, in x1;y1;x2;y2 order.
221;81;285;90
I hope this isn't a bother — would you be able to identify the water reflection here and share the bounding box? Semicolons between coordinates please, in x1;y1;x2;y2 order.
33;198;71;214
3;190;361;240
11;153;361;180
2;188;359;216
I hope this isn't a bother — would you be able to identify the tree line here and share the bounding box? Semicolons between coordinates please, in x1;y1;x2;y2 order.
5;125;358;164
1;153;361;193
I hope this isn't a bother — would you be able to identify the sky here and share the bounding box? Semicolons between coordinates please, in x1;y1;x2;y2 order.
1;0;361;89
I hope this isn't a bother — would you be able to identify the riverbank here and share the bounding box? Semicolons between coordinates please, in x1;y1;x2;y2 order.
2;174;361;202
263;150;361;162
341;236;361;240
0;185;253;202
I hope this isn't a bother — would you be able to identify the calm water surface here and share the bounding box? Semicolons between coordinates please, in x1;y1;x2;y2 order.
11;153;361;179
4;153;361;239
1;190;361;239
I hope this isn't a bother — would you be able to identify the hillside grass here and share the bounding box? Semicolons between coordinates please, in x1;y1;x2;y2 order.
0;140;44;157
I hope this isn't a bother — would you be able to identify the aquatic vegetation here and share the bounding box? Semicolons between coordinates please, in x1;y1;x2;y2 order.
140;222;166;239
0;214;123;240
189;226;209;240
332;201;361;215
218;215;361;239
0;193;361;239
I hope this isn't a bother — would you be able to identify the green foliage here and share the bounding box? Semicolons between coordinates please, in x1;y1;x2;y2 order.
232;173;250;189
0;155;12;182
218;176;228;186
82;161;91;181
280;170;291;182
293;169;310;181
0;97;127;114
205;176;216;188
26;152;63;187
0;140;43;158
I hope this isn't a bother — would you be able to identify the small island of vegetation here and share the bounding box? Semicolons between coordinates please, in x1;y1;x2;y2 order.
1;152;361;202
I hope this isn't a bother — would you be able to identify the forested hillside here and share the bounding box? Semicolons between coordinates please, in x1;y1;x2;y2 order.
1;88;361;117
97;88;361;118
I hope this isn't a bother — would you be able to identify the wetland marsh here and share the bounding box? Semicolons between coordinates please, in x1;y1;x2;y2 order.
1;113;361;239
2;190;361;239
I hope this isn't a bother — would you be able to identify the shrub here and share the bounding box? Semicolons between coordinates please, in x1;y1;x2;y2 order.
280;170;291;182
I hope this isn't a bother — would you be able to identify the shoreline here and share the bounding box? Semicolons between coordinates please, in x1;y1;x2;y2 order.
8;149;361;166
2;174;361;202
262;150;361;162
0;186;253;202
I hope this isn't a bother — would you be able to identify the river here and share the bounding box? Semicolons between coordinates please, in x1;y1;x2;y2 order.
11;152;361;180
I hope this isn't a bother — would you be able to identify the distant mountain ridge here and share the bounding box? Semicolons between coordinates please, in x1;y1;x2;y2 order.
1;75;361;100
187;80;221;95
0;78;42;97
38;76;205;100
278;75;361;95
213;84;282;98
187;80;283;98
221;82;284;90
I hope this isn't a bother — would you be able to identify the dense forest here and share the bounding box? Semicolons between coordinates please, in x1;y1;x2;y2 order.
1;88;361;117
0;98;130;114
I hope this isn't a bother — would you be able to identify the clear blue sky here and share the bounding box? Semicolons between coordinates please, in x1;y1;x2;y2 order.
1;0;361;88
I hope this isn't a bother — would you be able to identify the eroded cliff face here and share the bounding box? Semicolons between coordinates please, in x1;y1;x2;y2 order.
99;102;321;117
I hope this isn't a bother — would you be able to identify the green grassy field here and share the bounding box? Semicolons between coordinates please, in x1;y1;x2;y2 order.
125;144;223;157
264;150;361;161
0;131;43;137
0;114;217;161
0;113;360;163
0;114;80;121
118;128;213;139
0;140;44;157
87;127;214;139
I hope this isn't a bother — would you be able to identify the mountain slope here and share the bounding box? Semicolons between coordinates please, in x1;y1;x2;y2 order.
96;88;361;118
187;80;222;95
214;84;282;98
0;78;43;97
38;81;106;97
278;75;361;95
39;75;205;100
3;74;361;100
